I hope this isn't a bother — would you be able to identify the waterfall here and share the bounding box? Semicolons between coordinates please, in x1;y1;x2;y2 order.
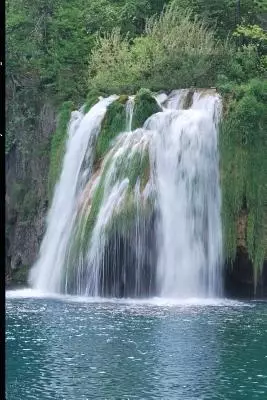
147;90;222;297
29;96;118;292
126;96;135;131
30;90;223;298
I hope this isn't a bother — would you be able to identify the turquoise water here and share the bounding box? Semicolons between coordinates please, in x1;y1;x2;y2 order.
6;291;267;399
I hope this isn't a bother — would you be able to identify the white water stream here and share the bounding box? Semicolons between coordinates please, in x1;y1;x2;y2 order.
29;96;118;292
148;90;222;297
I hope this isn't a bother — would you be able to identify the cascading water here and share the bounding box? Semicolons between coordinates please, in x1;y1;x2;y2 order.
29;96;118;292
30;89;223;298
147;90;222;297
126;96;135;131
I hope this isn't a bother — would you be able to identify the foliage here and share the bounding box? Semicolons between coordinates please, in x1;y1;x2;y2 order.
171;0;267;38
217;44;262;86
234;24;267;42
219;78;267;283
132;89;161;129
88;5;231;93
48;101;73;200
233;23;267;57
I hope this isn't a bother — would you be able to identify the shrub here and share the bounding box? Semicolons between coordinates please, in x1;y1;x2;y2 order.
88;4;231;94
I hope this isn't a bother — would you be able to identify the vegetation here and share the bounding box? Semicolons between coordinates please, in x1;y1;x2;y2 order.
67;122;153;274
95;98;128;164
132;89;161;130
219;78;267;282
88;5;231;94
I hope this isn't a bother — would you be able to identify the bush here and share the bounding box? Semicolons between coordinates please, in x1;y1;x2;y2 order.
88;4;231;94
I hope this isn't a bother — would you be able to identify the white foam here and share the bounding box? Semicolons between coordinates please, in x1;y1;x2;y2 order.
6;289;249;308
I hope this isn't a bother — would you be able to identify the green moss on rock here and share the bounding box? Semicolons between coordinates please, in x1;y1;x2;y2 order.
95;99;128;164
105;191;154;237
219;78;267;286
132;88;161;130
110;147;150;191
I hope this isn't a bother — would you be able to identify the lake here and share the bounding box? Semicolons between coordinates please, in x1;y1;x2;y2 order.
6;290;267;399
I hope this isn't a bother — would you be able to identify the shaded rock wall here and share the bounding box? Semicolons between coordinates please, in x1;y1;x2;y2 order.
5;102;56;287
224;249;267;299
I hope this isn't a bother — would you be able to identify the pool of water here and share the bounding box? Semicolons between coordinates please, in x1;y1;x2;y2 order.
6;290;267;399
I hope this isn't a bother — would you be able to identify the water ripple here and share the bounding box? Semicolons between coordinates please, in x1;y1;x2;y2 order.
6;296;267;400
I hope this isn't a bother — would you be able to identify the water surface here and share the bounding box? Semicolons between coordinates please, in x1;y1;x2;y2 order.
6;291;267;399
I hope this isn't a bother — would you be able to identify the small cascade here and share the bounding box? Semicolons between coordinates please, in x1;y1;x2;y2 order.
126;96;135;131
29;96;118;292
163;89;191;110
30;89;223;298
65;127;156;297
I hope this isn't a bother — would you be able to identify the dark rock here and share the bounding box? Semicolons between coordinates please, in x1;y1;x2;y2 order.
224;247;267;299
6;102;56;286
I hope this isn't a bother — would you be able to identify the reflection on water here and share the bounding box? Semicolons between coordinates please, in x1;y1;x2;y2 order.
6;294;267;400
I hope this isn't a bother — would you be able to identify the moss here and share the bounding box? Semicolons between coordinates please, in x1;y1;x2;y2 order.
106;192;137;235
70;157;113;256
66;140;151;274
127;150;150;190
132;88;161;130
220;78;267;286
95;99;127;164
118;95;129;104
63;90;159;286
86;145;150;239
48;101;74;201
105;190;154;237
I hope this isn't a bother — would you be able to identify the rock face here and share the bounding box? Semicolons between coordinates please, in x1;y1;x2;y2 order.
223;208;267;298
5;102;56;287
224;250;267;299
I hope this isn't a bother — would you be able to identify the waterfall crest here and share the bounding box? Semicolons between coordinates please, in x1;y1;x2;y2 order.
30;90;223;298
